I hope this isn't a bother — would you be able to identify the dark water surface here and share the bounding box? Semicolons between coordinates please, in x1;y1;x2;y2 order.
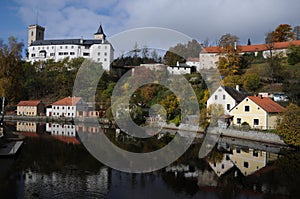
1;122;300;199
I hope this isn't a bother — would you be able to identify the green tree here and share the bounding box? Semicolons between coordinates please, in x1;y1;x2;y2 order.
287;45;300;65
276;104;300;146
242;73;260;93
293;25;300;40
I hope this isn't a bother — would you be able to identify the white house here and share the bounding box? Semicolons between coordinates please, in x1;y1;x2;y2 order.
206;85;247;114
27;24;114;71
47;97;88;118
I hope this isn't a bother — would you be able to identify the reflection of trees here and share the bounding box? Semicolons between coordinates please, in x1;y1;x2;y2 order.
16;137;103;172
206;145;224;164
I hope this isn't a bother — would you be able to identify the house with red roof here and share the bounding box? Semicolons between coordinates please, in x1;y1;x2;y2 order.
47;96;88;118
16;100;45;116
229;95;285;129
199;40;300;69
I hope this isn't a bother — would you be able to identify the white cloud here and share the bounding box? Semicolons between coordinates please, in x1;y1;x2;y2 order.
16;0;300;50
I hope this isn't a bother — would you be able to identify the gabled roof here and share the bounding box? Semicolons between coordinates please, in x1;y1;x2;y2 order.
248;96;285;113
17;100;43;107
52;97;82;106
201;40;300;53
223;86;247;103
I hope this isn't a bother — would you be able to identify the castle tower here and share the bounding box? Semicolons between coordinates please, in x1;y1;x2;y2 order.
94;24;106;41
28;24;45;46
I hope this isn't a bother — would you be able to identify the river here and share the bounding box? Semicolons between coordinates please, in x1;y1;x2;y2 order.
0;121;299;199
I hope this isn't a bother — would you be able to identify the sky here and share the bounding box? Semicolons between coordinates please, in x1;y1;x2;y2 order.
0;0;299;57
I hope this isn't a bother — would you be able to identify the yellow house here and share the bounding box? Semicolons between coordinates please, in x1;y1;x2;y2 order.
17;100;45;116
229;96;285;129
230;148;266;176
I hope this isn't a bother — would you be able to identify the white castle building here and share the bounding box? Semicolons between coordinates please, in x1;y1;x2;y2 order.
26;24;114;71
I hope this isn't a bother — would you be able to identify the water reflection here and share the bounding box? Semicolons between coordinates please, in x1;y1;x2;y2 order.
2;121;299;198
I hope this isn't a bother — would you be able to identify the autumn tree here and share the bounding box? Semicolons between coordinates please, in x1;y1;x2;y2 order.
0;37;25;104
272;24;294;42
276;103;300;147
217;33;242;76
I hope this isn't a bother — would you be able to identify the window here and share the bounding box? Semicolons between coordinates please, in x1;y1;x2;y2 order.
237;118;241;124
104;52;107;56
60;46;62;49
245;105;250;112
70;52;75;55
98;52;100;56
97;58;100;62
71;46;74;49
85;46;89;49
98;46;101;49
64;52;68;55
253;151;258;157
253;119;259;126
59;52;63;55
65;46;68;49
31;31;33;36
226;104;230;110
244;161;249;168
223;95;226;100
236;148;241;153
104;58;107;62
83;53;90;56
215;95;218;100
31;54;36;57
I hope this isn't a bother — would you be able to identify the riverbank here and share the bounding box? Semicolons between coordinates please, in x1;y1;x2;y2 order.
4;115;288;147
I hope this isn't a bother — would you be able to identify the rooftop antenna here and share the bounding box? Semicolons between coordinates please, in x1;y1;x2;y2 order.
35;8;39;25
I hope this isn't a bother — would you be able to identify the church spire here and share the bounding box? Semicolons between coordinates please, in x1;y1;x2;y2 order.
94;24;106;40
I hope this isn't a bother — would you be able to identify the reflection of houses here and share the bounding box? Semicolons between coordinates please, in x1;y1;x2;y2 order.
199;40;300;69
230;148;267;176
229;96;285;129
208;154;234;177
75;124;101;134
207;85;247;114
47;97;88;118
17;121;37;133
46;123;79;144
16;100;45;116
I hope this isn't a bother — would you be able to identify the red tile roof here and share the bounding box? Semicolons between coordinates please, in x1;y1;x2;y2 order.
17;100;42;106
52;97;82;106
201;40;300;53
248;96;285;113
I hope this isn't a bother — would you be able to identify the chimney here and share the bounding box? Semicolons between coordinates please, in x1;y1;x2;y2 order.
236;85;239;91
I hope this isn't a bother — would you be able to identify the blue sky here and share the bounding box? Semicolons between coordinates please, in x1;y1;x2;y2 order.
1;0;299;57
